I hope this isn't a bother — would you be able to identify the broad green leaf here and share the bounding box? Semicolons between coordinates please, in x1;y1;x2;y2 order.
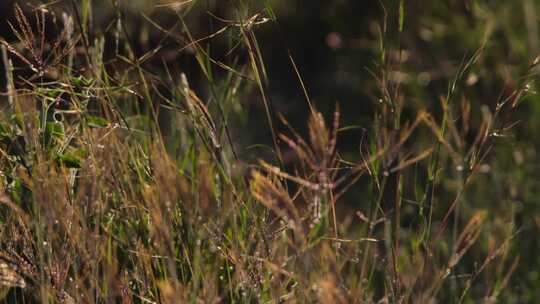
87;116;109;128
56;153;82;168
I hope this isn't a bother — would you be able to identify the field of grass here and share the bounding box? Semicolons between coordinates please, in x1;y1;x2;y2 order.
0;0;538;303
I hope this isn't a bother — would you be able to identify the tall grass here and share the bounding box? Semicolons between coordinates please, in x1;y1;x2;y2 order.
0;1;535;303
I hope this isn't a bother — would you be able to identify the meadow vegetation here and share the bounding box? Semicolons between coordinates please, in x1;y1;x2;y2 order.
0;0;538;302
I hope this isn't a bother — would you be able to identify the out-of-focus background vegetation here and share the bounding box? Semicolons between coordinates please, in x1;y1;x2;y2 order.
0;0;539;302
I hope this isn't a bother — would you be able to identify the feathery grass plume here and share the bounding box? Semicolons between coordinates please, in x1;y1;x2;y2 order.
4;4;44;75
423;211;486;300
251;170;302;236
180;73;222;159
90;37;105;80
448;211;486;269
275;106;340;233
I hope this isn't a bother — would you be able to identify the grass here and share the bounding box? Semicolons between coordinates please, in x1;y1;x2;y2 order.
0;0;537;303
